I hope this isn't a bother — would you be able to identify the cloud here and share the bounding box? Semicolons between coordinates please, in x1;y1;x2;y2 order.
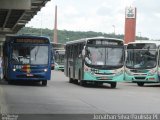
26;0;160;39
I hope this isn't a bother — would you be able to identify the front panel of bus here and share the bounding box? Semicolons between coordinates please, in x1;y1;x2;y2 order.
83;39;125;82
7;37;51;81
55;50;65;71
125;43;158;83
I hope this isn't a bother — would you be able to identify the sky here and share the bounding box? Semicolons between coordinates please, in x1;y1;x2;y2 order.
26;0;160;40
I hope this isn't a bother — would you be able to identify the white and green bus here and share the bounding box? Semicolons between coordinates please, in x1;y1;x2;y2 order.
55;49;65;71
64;37;125;88
51;42;65;71
125;40;160;86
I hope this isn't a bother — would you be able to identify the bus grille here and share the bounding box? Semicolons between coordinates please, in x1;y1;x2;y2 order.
134;74;147;76
95;73;114;75
135;77;146;80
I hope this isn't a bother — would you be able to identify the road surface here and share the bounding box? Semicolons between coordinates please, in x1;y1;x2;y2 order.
0;70;160;119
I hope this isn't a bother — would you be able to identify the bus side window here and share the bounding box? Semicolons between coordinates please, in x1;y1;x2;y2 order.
74;45;77;58
159;49;160;66
68;46;70;58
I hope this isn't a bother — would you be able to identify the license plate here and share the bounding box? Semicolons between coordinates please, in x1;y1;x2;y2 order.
27;74;33;77
100;77;108;80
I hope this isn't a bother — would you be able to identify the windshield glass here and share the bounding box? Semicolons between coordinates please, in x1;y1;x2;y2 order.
126;43;157;69
85;46;124;68
12;45;49;65
126;49;157;69
55;50;65;65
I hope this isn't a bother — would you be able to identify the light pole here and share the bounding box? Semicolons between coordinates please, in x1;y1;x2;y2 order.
40;13;42;36
112;25;115;35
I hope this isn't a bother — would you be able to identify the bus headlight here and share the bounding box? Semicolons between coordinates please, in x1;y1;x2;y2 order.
148;69;156;76
44;69;48;72
13;68;16;72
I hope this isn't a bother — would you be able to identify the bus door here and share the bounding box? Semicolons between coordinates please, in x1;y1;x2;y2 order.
74;44;80;80
68;45;74;78
64;46;68;76
125;48;135;82
158;46;160;80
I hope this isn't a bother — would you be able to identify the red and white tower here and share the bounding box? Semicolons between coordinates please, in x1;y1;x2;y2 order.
124;6;136;44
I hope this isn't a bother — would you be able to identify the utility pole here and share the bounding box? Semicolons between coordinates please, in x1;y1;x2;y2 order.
112;25;115;35
53;5;58;43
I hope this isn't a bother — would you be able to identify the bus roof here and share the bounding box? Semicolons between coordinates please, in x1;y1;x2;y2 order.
66;37;123;45
127;40;160;46
4;35;50;43
6;35;50;40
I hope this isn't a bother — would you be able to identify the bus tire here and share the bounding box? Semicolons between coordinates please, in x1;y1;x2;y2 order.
68;68;73;83
42;81;47;86
8;80;13;85
137;82;144;87
110;82;117;88
80;80;86;86
69;78;74;83
74;79;78;84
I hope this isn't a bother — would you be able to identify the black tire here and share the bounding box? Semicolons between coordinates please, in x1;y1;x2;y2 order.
42;80;47;86
110;82;117;88
8;80;13;85
69;78;74;83
137;82;144;87
73;79;78;84
80;80;86;86
68;69;73;83
4;75;8;81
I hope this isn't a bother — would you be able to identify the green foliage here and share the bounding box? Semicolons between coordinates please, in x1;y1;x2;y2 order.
17;27;149;44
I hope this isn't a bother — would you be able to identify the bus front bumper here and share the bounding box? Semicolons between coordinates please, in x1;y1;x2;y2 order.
125;73;159;83
83;72;124;82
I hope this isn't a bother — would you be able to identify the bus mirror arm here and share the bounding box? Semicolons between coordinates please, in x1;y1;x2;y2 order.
78;54;82;58
82;49;85;57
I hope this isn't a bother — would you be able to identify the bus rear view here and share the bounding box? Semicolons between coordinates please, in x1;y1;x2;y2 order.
3;35;52;86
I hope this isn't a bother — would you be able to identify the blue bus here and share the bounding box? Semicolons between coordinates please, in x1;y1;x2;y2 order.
64;37;125;88
3;35;53;86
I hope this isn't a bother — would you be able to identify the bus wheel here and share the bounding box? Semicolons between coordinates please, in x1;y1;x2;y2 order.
73;79;78;84
69;78;74;83
8;80;13;85
42;81;47;86
137;82;144;87
110;82;117;88
80;80;86;86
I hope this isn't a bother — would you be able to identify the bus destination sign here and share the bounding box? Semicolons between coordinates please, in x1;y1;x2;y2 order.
15;38;48;44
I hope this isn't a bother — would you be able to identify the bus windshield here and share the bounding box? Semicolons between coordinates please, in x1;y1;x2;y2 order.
55;50;65;65
126;43;157;69
85;46;124;68
12;45;49;65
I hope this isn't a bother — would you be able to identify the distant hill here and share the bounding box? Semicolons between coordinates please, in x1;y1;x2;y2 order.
17;27;149;44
